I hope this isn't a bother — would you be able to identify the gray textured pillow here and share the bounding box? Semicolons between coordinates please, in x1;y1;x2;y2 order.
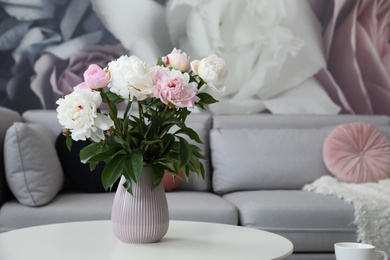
4;123;64;206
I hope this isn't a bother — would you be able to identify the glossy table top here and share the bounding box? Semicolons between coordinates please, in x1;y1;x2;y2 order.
0;220;293;260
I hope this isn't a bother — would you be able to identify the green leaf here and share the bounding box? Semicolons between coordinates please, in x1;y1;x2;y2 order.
141;139;162;148
174;127;203;144
195;92;219;110
80;142;104;164
151;164;165;189
122;160;136;183
156;58;166;67
109;103;118;120
89;162;97;171
122;101;132;135
122;178;133;195
106;91;125;104
123;151;143;183
66;135;73;151
161;134;175;157
87;145;123;163
124;100;133;119
178;137;191;167
146;98;163;109
101;154;125;190
162;117;182;126
190;144;206;160
179;108;190;121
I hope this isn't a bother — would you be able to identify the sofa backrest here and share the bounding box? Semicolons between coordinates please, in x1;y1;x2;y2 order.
21;109;213;192
211;114;390;195
0;107;21;207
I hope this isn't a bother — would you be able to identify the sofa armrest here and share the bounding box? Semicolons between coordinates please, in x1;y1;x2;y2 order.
0;107;21;207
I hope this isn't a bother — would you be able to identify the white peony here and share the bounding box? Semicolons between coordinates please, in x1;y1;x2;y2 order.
56;86;114;142
107;55;155;101
191;54;227;95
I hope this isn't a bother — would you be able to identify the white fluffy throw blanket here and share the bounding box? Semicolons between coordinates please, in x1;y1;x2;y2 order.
303;176;390;255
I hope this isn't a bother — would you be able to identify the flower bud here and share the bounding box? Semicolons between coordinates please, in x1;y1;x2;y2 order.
83;64;110;90
163;48;191;73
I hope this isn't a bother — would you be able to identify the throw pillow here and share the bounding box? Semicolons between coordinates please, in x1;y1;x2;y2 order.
323;123;390;183
4;123;64;206
56;133;119;193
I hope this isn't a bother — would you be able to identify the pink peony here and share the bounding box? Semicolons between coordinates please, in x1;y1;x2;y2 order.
309;0;390;115
83;64;109;90
152;67;199;108
162;48;191;73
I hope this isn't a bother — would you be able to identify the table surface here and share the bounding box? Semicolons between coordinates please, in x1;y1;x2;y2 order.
0;220;293;260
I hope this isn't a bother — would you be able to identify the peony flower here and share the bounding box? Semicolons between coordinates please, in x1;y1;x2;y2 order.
107;55;155;101
309;0;390;115
162;48;191;72
83;64;110;90
56;86;114;142
166;0;341;115
191;54;227;95
152;67;199;108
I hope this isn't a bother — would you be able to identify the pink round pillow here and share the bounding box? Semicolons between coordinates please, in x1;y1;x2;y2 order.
323;122;390;183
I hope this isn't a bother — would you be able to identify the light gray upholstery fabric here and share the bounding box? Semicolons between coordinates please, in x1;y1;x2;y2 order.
0;107;21;207
22;110;213;191
4;123;64;206
22;110;63;139
211;114;390;194
213;114;390;129
211;127;335;194
0;193;114;233
166;191;238;224
0;191;237;233
223;190;357;252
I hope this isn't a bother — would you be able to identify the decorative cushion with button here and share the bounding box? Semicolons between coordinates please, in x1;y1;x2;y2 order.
323;122;390;183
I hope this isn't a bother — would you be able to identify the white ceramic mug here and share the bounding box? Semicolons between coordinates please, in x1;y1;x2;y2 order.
335;242;388;260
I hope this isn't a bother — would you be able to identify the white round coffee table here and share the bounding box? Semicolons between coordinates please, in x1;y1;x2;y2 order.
0;220;293;260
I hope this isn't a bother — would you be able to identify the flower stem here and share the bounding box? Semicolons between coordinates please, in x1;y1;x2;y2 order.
161;105;168;120
101;90;123;137
138;101;143;124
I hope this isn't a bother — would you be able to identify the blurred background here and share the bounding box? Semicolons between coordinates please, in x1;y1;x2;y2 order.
0;0;389;115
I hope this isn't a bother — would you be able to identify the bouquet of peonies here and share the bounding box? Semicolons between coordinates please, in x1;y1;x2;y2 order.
56;48;227;194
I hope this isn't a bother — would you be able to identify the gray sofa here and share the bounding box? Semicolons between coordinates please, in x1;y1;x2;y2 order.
1;106;389;260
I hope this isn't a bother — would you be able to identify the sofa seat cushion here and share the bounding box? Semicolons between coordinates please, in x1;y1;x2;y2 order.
223;190;357;252
166;191;238;225
0;191;238;233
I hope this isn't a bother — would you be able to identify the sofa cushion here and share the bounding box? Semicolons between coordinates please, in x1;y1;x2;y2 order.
323;123;390;183
0;191;238;233
3;123;64;206
223;190;357;252
211;127;334;194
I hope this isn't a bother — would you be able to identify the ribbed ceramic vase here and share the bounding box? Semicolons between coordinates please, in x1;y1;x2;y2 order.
111;167;169;244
